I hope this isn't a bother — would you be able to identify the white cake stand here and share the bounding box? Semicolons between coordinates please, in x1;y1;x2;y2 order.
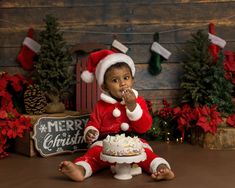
100;152;146;180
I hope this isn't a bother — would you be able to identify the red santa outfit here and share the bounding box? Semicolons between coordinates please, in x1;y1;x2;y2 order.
74;47;171;179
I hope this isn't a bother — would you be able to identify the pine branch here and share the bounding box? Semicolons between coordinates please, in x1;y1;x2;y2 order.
180;30;234;114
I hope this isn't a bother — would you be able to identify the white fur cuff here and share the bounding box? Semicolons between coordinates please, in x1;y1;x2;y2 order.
75;161;92;179
83;126;99;142
150;157;171;174
126;103;143;121
142;143;153;151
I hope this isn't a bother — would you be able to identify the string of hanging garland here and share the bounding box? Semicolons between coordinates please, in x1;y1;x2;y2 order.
1;12;235;35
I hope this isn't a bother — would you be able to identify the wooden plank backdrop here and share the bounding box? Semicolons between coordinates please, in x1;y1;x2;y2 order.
1;0;235;111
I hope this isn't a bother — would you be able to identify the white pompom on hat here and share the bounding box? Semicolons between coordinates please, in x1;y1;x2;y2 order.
81;49;135;86
81;70;94;83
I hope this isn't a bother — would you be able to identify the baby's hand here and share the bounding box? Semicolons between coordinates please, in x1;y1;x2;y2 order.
122;88;136;111
85;129;98;144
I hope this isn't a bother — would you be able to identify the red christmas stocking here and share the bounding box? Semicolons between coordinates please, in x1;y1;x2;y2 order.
111;39;128;53
208;23;226;64
208;23;220;63
17;28;41;71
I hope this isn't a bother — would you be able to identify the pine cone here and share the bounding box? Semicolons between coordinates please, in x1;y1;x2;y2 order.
24;84;47;115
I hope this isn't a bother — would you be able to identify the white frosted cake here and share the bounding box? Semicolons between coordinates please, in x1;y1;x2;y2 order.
102;134;144;156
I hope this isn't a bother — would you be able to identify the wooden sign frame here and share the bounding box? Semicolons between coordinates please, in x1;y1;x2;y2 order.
32;114;89;157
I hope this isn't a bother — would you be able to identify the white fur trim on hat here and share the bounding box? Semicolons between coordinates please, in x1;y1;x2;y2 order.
113;108;121;117
112;40;128;53
95;53;135;86
126;103;143;121
208;33;226;48
81;70;94;83
151;42;171;60
23;37;41;53
121;122;129;131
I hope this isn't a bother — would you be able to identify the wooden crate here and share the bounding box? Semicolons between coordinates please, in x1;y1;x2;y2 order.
14;111;81;157
190;119;235;150
203;127;235;150
14;131;37;157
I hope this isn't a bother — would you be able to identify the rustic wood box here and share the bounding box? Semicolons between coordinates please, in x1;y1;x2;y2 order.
203;127;235;150
14;131;37;157
14;111;81;157
190;119;235;150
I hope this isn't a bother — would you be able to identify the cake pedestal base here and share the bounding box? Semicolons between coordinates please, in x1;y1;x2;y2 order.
100;152;146;180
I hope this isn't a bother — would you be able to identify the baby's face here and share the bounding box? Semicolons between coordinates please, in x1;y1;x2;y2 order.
102;66;134;100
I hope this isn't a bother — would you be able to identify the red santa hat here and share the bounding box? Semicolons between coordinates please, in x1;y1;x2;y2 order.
81;49;135;86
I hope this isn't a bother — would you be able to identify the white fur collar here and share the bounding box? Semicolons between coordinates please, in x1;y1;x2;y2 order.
100;89;138;104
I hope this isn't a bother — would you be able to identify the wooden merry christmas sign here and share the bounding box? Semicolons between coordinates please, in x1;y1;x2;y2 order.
32;115;89;157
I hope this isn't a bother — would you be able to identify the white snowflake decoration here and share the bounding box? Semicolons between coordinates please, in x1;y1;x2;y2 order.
39;124;47;133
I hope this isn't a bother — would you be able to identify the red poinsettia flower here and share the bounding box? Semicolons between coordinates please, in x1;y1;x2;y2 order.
0;72;30;158
226;114;235;127
173;106;181;116
0;121;8;135
177;104;193;128
0;134;8;158
7;108;20;119
172;104;194;139
192;106;201;120
196;105;222;134
0;90;12;101
0;78;8;91
0;110;8;119
177;117;188;132
8;74;25;92
17;115;31;130
7;119;28;139
0;134;7;145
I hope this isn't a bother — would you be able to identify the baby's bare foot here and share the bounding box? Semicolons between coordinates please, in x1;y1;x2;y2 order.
151;165;175;181
59;161;85;182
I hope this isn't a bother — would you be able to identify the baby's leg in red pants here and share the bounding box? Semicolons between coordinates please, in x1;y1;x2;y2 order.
74;145;110;178
138;148;171;174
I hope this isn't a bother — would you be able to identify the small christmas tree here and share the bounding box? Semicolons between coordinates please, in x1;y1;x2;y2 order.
180;30;234;115
33;15;73;113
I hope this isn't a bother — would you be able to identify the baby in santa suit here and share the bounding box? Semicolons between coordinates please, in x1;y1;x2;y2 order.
59;47;175;182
